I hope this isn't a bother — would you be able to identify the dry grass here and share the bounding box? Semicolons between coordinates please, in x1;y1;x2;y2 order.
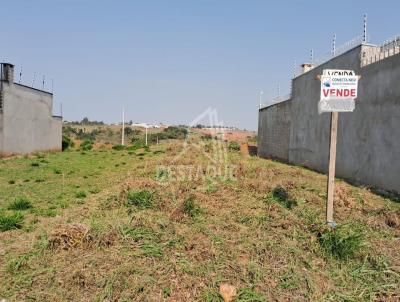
0;135;399;301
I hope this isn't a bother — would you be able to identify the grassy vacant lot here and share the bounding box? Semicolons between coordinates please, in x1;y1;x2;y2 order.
0;136;399;301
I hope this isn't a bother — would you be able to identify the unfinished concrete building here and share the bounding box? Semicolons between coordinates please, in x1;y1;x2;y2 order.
258;38;400;193
0;63;62;156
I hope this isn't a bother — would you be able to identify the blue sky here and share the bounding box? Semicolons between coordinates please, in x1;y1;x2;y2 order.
1;1;399;130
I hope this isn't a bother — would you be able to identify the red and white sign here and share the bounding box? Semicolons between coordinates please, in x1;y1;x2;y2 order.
319;69;359;113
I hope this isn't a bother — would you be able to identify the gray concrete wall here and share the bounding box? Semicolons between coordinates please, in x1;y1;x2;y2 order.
337;51;400;192
289;46;362;171
258;99;292;161
258;44;400;193
0;113;3;153
0;82;62;155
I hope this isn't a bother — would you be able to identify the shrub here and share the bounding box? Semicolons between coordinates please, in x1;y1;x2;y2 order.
163;126;188;139
112;144;125;151
75;191;87;199
80;140;93;151
126;190;154;209
201;134;213;140
182;197;201;217
0;212;24;232
62;135;74;151
228;141;240;152
318;224;364;260
53;168;62;174
128;141;145;151
31;162;40;167
8;197;33;211
8;180;15;185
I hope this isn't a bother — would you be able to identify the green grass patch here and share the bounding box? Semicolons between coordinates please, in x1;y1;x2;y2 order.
318;224;364;260
122;226;157;242
140;243;164;258
80;140;93;151
75;191;87;199
0;212;24;232
236;288;267;302
228;141;240;152
112;144;125;151
126;190;154;209
8;197;33;211
182;197;201;217
265;186;297;209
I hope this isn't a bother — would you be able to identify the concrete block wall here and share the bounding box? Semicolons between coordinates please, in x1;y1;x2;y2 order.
0;81;62;156
258;44;400;193
258;99;292;161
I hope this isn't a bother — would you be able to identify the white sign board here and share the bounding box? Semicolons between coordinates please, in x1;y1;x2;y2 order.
322;69;355;76
319;69;359;113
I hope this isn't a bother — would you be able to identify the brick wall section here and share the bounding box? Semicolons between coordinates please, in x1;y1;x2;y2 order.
257;99;292;161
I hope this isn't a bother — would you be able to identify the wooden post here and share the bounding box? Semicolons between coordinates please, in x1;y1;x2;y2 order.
326;112;338;224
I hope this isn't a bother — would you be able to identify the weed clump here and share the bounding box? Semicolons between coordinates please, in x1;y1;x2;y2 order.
80;140;93;151
140;243;163;258
318;224;364;260
228;141;240;152
8;197;33;211
0;212;24;232
122;227;157;242
265;186;297;209
126;190;154;209
31;162;40;167
182;197;201;217
236;288;266;302
155;168;169;181
75;191;87;199
112;144;125;151
62;135;74;151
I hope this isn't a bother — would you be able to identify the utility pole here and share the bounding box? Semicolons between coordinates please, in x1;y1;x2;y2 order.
121;106;125;146
259;91;264;109
145;126;148;146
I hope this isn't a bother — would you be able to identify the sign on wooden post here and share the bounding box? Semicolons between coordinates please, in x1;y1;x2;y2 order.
318;69;360;226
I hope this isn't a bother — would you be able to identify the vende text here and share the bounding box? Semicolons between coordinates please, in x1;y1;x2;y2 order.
322;88;356;98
